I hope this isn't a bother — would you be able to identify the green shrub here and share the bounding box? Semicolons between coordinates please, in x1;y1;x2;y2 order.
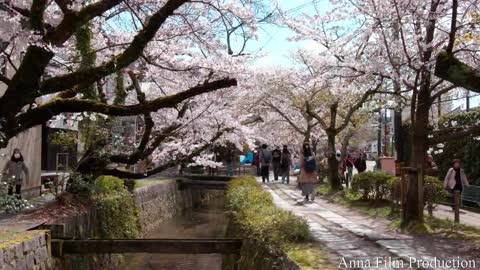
94;191;140;239
66;173;96;195
226;177;310;245
351;171;395;200
388;177;402;203
95;175;125;193
424;176;448;215
91;176;140;239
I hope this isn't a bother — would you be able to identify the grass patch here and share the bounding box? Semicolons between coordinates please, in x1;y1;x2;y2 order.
425;215;480;245
134;178;166;189
286;243;337;270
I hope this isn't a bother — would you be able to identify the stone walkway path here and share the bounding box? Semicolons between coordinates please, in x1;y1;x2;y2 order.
258;177;479;270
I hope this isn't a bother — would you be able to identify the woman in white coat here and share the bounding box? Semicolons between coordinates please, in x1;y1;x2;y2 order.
443;159;469;209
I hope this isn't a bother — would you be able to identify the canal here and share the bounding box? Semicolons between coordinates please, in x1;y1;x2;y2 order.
121;198;228;270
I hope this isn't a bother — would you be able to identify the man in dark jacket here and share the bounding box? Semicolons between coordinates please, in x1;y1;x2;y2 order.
259;144;272;183
271;146;282;181
354;152;367;173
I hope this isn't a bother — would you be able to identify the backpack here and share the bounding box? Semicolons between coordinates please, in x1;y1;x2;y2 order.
261;149;272;164
304;156;317;173
280;153;290;168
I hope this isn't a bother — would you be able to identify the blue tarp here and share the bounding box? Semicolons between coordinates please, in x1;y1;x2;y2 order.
240;151;254;165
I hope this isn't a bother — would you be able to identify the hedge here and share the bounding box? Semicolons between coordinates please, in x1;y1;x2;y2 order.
351;171;395;200
93;175;141;239
225;176;310;244
351;172;446;215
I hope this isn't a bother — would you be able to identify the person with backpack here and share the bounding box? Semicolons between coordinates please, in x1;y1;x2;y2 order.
354;152;367;173
298;142;319;202
280;145;292;184
272;146;282;181
259;144;272;183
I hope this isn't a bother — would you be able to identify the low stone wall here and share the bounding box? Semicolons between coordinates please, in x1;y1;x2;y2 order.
41;178;222;269
0;230;51;270
134;179;224;234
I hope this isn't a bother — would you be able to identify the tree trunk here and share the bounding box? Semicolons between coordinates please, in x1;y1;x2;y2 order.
404;79;431;225
327;132;341;190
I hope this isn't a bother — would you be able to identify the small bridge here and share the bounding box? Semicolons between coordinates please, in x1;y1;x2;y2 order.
176;174;235;190
51;238;243;257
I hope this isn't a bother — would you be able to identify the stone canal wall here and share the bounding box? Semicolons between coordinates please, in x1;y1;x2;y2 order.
134;179;223;234
0;230;51;270
0;178;223;270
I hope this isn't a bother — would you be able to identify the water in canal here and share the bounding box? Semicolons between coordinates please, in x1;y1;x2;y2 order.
122;199;228;270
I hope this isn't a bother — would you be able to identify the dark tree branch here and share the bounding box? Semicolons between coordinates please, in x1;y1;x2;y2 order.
335;81;382;133
45;0;125;45
0;73;10;85
104;127;230;178
40;0;188;95
30;0;48;33
446;0;458;54
15;77;237;138
434;52;480;92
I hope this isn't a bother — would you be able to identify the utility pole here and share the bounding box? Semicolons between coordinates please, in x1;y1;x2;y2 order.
377;111;382;157
384;108;389;156
394;110;403;162
466;90;471;112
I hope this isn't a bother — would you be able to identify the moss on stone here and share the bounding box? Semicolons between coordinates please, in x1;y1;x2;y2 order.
0;230;45;250
134;178;167;189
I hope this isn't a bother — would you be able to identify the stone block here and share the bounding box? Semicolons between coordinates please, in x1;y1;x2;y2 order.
4;246;16;262
16;257;27;270
14;244;23;259
23;239;33;253
1;263;14;270
25;252;35;270
38;234;46;246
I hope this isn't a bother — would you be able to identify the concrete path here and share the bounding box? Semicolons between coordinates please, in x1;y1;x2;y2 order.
429;204;480;228
259;177;479;270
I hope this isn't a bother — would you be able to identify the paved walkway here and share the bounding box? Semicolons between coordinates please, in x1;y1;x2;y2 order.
259;177;480;270
430;204;480;228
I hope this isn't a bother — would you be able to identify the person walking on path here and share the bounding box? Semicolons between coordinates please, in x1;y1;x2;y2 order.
280;145;292;184
444;159;469;210
2;148;29;199
224;147;234;176
253;149;260;176
272;146;282;181
425;154;439;176
342;154;355;187
259;144;272;183
354;152;367;173
298;142;319;202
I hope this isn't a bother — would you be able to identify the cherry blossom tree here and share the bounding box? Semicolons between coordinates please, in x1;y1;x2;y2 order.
251;50;382;189
283;0;480;225
0;0;263;179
